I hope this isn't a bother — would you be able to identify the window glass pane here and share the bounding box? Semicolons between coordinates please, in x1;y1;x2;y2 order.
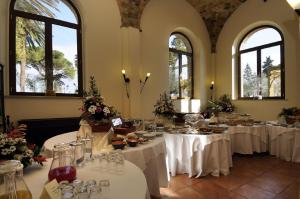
169;34;192;53
240;51;258;97
14;0;78;24
240;28;281;50
16;17;46;93
52;25;78;94
181;55;192;99
261;45;281;97
169;52;179;99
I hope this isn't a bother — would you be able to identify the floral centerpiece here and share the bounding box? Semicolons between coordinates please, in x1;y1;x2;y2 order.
153;92;176;119
0;124;46;168
278;107;300;124
80;76;119;131
203;94;235;118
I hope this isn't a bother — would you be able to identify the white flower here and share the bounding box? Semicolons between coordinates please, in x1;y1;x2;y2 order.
88;105;97;114
1;148;9;155
103;107;110;116
10;146;16;152
86;96;93;100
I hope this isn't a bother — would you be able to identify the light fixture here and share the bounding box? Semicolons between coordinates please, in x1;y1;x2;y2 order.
121;69;130;98
140;72;151;94
210;81;214;100
122;69;130;83
210;81;214;90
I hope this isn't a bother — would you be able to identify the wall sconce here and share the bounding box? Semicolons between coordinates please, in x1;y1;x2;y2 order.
140;72;151;94
210;81;214;90
122;69;130;98
210;81;214;100
122;69;130;83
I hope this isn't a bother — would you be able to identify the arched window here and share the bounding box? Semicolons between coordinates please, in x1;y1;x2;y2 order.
9;0;82;96
238;25;284;99
169;33;193;99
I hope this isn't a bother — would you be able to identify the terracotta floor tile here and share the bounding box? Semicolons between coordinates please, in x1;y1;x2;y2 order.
233;184;276;199
249;172;295;194
160;155;300;199
175;187;206;199
191;180;230;198
209;174;253;191
274;182;300;199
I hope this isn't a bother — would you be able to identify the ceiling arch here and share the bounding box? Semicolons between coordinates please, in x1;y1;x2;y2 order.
116;0;247;52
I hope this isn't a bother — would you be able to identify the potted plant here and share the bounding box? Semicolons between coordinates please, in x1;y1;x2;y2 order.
278;107;300;124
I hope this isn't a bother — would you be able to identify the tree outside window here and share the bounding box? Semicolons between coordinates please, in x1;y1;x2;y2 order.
168;33;193;99
238;26;284;99
10;0;82;96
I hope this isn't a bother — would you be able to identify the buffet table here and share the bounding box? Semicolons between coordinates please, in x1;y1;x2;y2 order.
267;125;300;162
163;132;232;178
24;159;150;199
227;125;268;154
42;131;168;198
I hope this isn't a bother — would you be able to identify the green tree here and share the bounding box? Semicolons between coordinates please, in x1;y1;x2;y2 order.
15;0;59;92
243;64;257;97
26;47;75;91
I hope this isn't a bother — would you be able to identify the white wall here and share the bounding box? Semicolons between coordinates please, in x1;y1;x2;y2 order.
0;0;211;122
140;0;211;119
216;0;300;120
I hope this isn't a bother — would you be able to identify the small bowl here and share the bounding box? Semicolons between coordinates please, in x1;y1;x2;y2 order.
127;139;138;147
112;141;126;150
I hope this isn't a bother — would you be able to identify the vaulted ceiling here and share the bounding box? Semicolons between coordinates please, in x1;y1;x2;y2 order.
116;0;247;53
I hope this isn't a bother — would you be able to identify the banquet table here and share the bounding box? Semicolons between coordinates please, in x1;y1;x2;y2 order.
267;125;300;162
227;125;268;154
163;132;232;178
42;131;168;198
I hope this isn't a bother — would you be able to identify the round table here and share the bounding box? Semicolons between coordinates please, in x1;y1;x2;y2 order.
227;124;268;154
43;131;169;198
163;131;232;178
23;159;150;199
267;124;300;162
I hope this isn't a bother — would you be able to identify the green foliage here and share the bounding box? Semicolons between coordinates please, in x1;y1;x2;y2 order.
203;94;235;118
243;64;257;97
278;107;300;118
153;92;175;118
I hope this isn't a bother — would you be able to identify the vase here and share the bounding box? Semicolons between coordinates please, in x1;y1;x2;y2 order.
89;123;111;132
155;116;173;127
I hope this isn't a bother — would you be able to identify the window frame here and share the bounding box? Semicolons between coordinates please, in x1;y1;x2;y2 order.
9;0;83;97
169;32;194;99
237;25;285;100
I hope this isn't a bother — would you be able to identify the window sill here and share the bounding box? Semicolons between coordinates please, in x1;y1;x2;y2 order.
5;95;83;100
233;98;287;101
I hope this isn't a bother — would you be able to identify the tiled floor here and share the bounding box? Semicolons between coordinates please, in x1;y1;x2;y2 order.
160;154;300;199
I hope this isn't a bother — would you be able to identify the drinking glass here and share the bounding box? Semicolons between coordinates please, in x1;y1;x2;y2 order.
81;136;94;161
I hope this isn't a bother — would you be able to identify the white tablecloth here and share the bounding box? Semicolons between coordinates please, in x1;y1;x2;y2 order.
228;125;268;154
163;132;232;178
267;125;300;162
42;131;168;198
23;159;150;199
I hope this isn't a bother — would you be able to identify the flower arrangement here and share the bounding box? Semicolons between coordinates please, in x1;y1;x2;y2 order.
153;92;176;118
203;94;235;118
278;107;300;124
0;124;46;168
80;76;118;125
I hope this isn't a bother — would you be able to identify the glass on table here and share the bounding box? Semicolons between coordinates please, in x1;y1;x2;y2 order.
61;185;75;199
89;184;102;199
70;140;85;167
99;179;110;197
80;136;94;161
76;184;89;199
